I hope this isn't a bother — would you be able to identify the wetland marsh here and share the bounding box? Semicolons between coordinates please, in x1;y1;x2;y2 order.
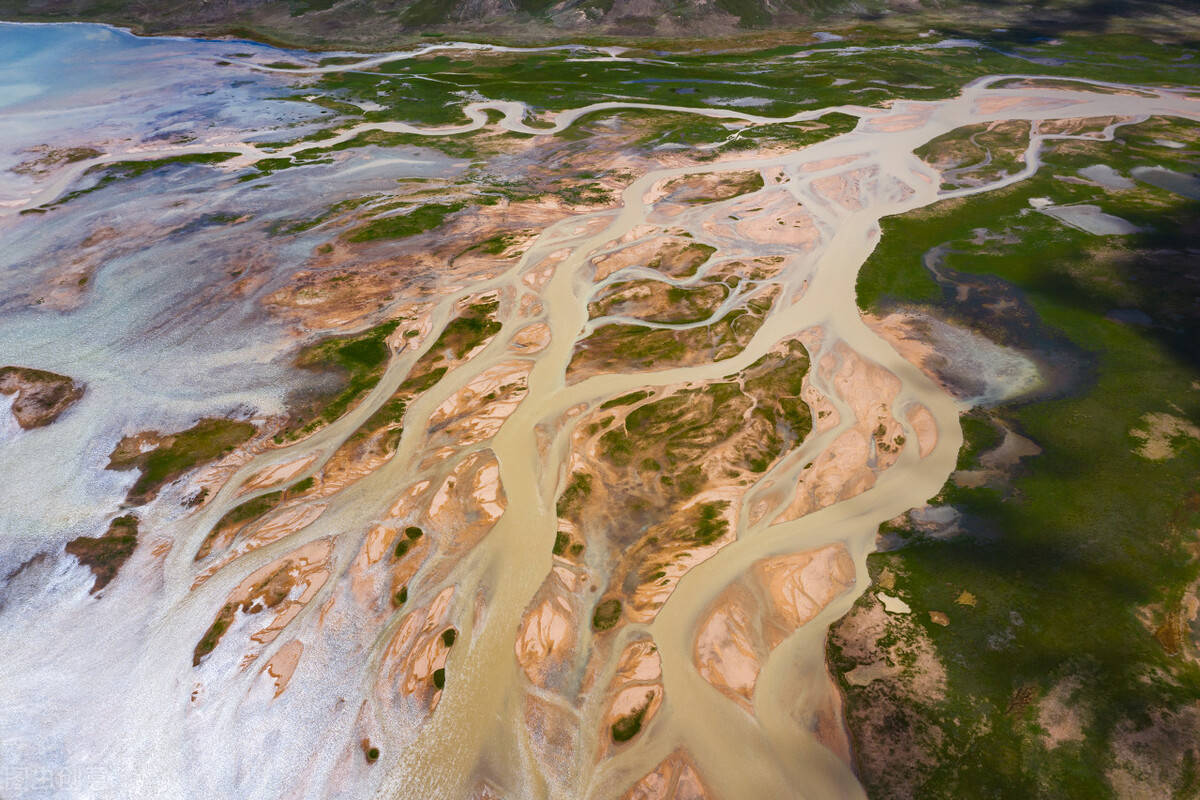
0;19;1198;800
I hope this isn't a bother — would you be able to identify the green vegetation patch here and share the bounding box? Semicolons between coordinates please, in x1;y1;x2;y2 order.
839;115;1200;797
915;120;1031;190
618;109;858;156
196;476;315;560
107;418;257;505
47;152;238;208
346;201;467;242
688;501;730;545
64;514;139;593
193;562;299;666
592;598;623;631
569;293;774;377
600;390;652;410
279;319;401;442
588;279;729;325
193;606;234;666
12;146;102;175
320;296;503;467
430;299;502;359
662;169;764;204
956;412;1004;471
556;472;593;519
592;340;810;503
611;694;654;742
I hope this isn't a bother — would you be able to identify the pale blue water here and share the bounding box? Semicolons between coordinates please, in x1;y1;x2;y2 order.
0;22;326;196
0;23;461;560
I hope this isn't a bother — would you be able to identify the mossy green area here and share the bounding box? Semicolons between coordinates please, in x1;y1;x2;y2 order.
393;585;408;606
562;340;810;599
955;412;1003;471
611;697;652;742
193;562;298;666
555;471;593;518
555;182;614;206
323;296;502;462
193;606;233;666
396;296;501;396
428;298;502;359
838;115;1200;797
432;668;446;689
593;340;811;497
394;536;415;558
345;201;468;242
286;33;1198;131
279;319;401;442
459;233;521;257
588;279;729;324
553;530;584;557
688;501;730;545
45;152;238;208
12;146;102;175
569;292;774;376
107;418;257;505
64;514;139;593
441;628;457;647
599;390;652;410
239;153;334;181
639;241;716;280
293;126;501;162
658;169;764;205
268;195;377;236
218;490;284;529
592;598;622;631
587;109;858;156
914;119;1031;190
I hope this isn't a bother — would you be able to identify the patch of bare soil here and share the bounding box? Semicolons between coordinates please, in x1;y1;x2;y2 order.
1131;411;1200;460
192;538;333;667
0;365;84;428
827;592;949;799
693;544;855;709
621;749;711;800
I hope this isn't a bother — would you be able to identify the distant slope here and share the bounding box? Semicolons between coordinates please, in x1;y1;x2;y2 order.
2;0;1198;47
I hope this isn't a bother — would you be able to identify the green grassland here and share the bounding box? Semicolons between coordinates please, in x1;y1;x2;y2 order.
914;119;1032;190
319;295;502;462
276;33;1200;131
32;152;239;211
107;418;258;505
278;318;401;442
836;115;1200;798
568;287;776;376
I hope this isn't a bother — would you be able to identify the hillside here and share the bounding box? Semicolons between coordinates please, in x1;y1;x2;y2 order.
2;0;1198;47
